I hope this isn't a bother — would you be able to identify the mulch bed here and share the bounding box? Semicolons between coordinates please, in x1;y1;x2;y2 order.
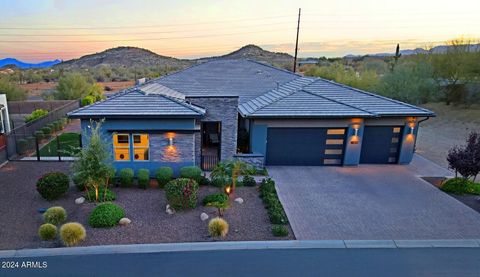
0;162;294;250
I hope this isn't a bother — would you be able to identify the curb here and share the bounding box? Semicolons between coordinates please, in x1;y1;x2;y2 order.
1;239;480;258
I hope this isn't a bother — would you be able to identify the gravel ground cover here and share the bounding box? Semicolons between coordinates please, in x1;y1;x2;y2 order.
0;162;293;250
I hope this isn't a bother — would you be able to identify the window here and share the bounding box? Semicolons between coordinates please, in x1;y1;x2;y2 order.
113;133;130;161
133;134;149;161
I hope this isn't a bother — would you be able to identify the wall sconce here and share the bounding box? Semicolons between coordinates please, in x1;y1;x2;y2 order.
169;137;174;146
409;124;415;135
350;125;360;144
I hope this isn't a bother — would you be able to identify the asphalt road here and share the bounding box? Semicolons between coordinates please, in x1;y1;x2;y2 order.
1;247;480;277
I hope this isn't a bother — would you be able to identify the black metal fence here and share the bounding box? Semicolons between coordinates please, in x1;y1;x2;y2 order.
5;100;79;161
201;154;219;171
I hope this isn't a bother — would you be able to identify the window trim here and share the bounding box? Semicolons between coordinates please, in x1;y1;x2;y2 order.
113;132;131;162
132;133;150;162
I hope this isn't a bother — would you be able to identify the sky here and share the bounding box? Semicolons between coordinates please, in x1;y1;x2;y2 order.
0;0;479;62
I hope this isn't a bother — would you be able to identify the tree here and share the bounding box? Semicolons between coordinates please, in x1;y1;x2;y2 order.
447;132;480;181
54;73;96;100
0;78;27;101
72;120;113;201
210;159;252;194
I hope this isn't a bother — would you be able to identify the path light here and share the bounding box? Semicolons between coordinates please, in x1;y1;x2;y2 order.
224;186;232;196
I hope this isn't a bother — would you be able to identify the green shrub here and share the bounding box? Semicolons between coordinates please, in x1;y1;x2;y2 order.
47;123;55;132
202;193;228;206
242;175;256;187
137;169;150;189
52;121;62;131
43;206;67;225
25;109;48;123
180;166;202;182
211;176;230;188
38;223;57;240
36;172;70;201
41;126;52;137
85;187;116;202
81;95;96;106
88;202;125;228
268;207;289;225
198;175;211;186
156;167;173;188
60;222;86;246
208;217;229;237
119;168;134;187
272;225;289;237
26;136;35;147
259;178;289;225
61;118;68;126
259;178;276;197
441;177;479;195
17;139;28;154
165;178;199;210
72;173;86;191
34;130;44;140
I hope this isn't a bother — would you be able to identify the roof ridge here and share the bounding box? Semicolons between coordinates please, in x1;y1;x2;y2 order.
159;94;206;115
238;77;314;116
315;77;434;114
244;59;302;77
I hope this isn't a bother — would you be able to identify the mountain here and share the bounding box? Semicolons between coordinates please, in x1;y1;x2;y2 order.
56;46;192;69
345;44;480;58
0;58;61;69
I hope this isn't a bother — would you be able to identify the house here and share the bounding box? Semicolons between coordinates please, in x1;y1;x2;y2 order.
68;59;434;174
0;94;11;134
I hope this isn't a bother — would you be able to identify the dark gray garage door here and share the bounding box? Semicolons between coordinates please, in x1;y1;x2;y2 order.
360;126;403;164
266;128;346;166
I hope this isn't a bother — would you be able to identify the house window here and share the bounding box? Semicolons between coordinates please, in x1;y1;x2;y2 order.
133;134;149;161
113;133;130;161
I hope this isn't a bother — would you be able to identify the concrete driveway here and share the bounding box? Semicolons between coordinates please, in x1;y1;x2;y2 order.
268;155;480;240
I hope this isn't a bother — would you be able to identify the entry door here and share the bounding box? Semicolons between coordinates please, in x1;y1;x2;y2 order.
266;128;346;166
360;126;403;164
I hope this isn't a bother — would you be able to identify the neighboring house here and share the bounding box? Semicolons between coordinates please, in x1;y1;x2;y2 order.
0;94;11;134
68;59;434;174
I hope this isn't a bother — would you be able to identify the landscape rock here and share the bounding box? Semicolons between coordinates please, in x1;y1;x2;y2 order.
119;217;131;226
75;197;85;205
166;204;175;215
234;197;244;204
200;212;209;221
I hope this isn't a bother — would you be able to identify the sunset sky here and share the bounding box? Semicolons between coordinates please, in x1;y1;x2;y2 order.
0;0;479;62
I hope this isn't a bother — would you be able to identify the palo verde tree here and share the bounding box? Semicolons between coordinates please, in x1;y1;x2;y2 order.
72;120;113;201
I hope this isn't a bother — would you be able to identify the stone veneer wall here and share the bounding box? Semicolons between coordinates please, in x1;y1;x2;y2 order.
186;97;239;161
233;154;265;170
150;133;195;163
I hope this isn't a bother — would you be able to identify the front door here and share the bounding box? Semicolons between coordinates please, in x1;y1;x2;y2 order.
201;122;221;170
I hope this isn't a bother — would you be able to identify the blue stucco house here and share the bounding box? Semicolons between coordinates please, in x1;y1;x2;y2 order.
68;59;434;174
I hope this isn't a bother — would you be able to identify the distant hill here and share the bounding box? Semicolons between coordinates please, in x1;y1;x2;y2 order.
0;58;61;69
345;43;480;58
55;46;192;69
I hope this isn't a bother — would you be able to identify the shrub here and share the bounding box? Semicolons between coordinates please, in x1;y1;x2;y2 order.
43;206;67;225
61;118;68;126
441;177;479;195
272;225;289;237
17;139;28;155
203;193;228;206
119;168;134;187
85;187;116;202
211;176;230;188
38;223;57;240
72;172;86;191
165;178;199;210
156;167;173;188
88;202;125;228
137;169;150;189
208;217;229;237
26;136;35;147
242;175;256;187
259;178;289;225
52;121;62;132
60;222;86;246
198;175;211;186
268;207;289;224
36;172;70;201
447;132;480;180
180;166;202;182
259;178;276;197
25;109;48;123
34;130;44;140
81;95;96;106
41;126;52;137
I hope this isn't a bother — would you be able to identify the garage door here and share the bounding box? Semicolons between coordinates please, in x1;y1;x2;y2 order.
266;128;346;166
360;126;403;164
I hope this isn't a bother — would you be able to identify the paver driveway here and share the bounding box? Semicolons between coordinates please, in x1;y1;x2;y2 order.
268;155;480;240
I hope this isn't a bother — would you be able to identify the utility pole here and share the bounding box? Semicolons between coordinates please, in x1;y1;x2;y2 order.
293;8;301;73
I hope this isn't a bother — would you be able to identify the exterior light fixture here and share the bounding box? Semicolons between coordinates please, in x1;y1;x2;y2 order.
409;125;415;135
169;137;173;146
350;125;360;144
224;186;232;196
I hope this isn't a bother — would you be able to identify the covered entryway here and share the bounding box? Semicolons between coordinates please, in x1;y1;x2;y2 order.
266;128;346;166
360;126;403;164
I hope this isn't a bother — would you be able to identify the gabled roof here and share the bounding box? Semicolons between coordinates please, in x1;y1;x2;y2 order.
153;59;299;103
239;77;434;118
68;89;205;119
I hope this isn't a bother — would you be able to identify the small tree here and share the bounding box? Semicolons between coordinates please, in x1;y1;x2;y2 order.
72;120;112;201
211;159;252;194
447;132;480;181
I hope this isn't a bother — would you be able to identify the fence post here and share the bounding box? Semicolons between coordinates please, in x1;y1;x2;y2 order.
79;133;82;148
35;136;40;161
56;135;61;161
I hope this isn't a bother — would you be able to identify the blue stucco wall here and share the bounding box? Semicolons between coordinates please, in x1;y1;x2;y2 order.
250;123;267;156
398;123;418;164
80;118;197;176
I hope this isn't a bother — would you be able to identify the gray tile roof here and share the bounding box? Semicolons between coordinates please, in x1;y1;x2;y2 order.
68;89;205;118
153;59;299;103
239;77;434;118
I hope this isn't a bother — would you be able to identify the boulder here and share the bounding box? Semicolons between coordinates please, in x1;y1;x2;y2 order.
119;217;131;226
75;197;85;205
200;212;209;221
234;197;244;204
166;204;175;215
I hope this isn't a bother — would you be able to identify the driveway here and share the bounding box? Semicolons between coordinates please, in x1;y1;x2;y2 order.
268;155;480;240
